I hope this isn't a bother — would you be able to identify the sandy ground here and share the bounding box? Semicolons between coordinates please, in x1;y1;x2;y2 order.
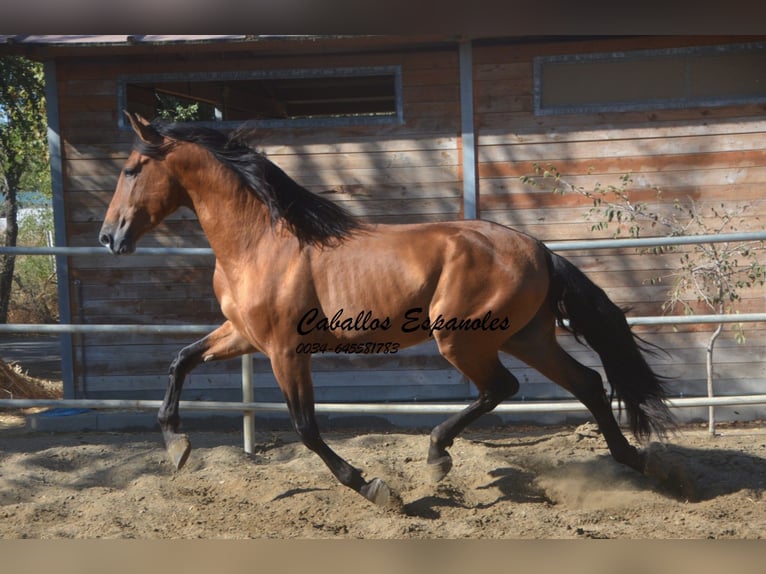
1;412;765;539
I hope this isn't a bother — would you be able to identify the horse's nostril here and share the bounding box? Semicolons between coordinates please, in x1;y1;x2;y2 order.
99;233;111;247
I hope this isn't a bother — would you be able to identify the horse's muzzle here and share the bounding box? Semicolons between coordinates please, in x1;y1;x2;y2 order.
99;225;135;255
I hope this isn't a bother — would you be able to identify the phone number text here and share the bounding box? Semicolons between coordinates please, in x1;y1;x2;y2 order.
295;342;400;354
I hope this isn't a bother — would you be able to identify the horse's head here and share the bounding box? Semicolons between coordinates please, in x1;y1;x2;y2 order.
99;111;185;254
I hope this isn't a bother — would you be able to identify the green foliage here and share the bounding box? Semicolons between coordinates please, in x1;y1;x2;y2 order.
9;208;57;323
521;163;765;343
0;55;50;323
0;56;49;197
155;94;210;122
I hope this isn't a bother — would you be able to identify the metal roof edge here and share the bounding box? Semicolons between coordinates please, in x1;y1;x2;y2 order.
0;35;378;46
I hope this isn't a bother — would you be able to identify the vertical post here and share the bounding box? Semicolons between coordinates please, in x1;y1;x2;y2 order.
44;60;75;399
707;322;724;436
242;353;255;453
459;39;477;220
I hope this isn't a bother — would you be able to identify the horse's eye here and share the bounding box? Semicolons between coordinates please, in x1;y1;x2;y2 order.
123;166;140;178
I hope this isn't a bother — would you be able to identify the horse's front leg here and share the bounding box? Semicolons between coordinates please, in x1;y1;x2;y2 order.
270;351;401;509
159;321;255;469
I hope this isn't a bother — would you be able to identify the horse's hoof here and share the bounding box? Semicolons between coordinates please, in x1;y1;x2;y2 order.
427;454;453;482
164;432;191;470
643;448;698;502
360;477;401;510
614;445;646;475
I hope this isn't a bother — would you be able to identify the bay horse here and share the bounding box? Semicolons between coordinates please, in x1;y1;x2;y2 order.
99;111;675;507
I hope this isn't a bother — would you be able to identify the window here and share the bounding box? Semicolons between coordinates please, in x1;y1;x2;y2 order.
534;42;766;115
118;67;403;128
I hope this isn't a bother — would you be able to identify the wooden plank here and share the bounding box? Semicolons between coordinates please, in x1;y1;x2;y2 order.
63;137;461;161
73;266;214;287
76;346;764;393
307;183;462;202
473;37;748;66
474;62;532;82
63;166;461;192
405;83;460;104
478;106;766;144
77;350;454;377
60;79;116;96
65;158;130;176
488;207;764;232
61;143;462;169
480;183;766;209
81;367;766;399
79;375;473;404
67;219;208;244
60;114;462;144
63;143;132;160
60;111;119;130
58;94;117;114
261;137;458;156
480;166;766;192
265;149;460;173
66;182;462;211
479;132;766;164
58;47;459;81
479;150;766;180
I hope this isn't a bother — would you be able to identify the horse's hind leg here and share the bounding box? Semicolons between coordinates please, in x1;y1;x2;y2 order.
502;312;644;472
159;320;255;470
428;341;520;482
270;352;399;508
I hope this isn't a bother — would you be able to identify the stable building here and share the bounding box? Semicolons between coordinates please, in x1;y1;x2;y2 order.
2;35;764;424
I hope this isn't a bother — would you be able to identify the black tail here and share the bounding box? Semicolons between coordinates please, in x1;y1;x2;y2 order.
545;249;675;440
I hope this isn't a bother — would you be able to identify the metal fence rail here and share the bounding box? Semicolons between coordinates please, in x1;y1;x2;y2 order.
1;231;764;452
0;312;763;336
3;394;766;413
1;229;764;256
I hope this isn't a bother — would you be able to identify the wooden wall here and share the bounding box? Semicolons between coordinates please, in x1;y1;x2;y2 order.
472;36;766;407
53;36;765;421
57;41;471;402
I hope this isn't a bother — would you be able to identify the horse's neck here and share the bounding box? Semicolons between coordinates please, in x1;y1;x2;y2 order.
181;167;278;262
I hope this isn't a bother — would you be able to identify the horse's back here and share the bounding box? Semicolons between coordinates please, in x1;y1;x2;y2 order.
314;219;551;343
321;218;546;289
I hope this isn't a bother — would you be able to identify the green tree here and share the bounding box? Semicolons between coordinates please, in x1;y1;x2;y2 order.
0;56;49;323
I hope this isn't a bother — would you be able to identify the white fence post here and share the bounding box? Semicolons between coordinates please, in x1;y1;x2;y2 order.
242;353;255;454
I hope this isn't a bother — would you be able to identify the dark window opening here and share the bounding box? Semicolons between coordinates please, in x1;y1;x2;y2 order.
120;68;402;127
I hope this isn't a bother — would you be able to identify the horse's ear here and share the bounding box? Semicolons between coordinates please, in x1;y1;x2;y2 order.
123;110;162;145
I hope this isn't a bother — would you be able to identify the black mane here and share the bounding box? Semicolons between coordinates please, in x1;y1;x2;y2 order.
135;119;362;247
